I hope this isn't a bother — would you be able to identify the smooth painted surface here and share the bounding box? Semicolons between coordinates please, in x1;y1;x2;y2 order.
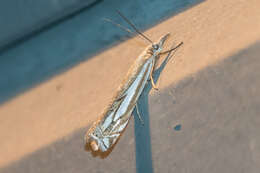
0;0;202;104
0;0;98;49
1;41;260;173
1;0;260;172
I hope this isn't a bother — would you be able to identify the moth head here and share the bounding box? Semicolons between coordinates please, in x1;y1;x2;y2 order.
151;33;170;56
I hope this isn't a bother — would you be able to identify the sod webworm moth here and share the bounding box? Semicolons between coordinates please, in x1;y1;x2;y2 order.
85;10;183;152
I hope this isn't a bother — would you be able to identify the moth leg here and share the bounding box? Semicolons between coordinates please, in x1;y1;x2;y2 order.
135;104;144;125
150;60;159;90
115;93;127;102
150;42;183;90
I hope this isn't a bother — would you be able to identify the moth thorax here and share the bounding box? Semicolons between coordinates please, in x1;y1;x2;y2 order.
90;140;99;151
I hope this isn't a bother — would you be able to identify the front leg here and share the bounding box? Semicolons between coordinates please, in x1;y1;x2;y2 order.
159;42;183;55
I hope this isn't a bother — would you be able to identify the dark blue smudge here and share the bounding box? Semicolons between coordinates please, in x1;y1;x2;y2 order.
174;124;182;131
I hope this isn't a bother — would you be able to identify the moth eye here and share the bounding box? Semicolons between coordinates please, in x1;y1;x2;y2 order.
153;44;159;50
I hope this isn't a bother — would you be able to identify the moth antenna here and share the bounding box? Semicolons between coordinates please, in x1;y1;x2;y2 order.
102;18;134;35
116;10;154;45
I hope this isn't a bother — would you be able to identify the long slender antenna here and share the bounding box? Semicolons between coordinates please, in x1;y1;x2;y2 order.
116;10;154;45
103;18;134;35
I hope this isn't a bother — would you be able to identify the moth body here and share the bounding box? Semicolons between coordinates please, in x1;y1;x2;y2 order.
85;34;170;152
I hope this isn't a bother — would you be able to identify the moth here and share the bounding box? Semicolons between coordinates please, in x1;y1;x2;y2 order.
85;10;183;152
